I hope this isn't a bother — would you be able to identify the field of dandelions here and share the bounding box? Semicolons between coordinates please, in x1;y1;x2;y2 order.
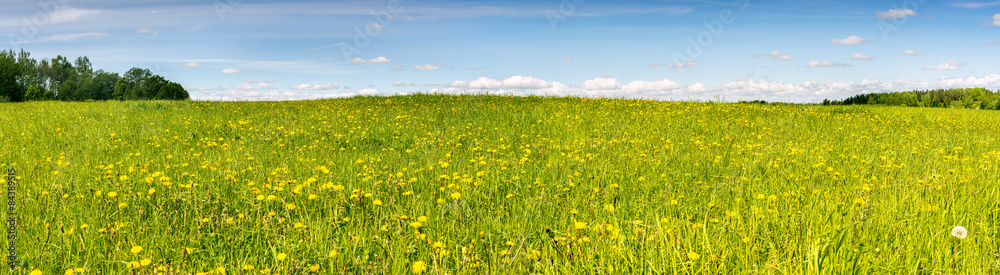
2;95;1000;274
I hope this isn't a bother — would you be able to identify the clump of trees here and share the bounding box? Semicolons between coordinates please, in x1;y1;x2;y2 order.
0;49;188;102
823;88;1000;110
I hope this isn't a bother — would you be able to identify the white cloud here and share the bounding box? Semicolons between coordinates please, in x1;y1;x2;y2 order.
851;53;873;61
751;51;792;60
806;61;851;68
426;82;440;86
832;36;870;45
234;83;277;91
562;57;573;61
33;32;109;43
877;9;917;19
989;14;1000;26
415;64;441;71
391;65;406;71
470;77;502;89
502;76;552;89
199;89;376;101
923;60;963;70
136;28;156;34
446;81;469;87
622;79;682;93
581;78;622;90
903;50;927;56
392;81;407;87
175;62;201;68
186;86;226;93
350;56;391;64
368;23;383;32
222;68;253;74
291;83;340;90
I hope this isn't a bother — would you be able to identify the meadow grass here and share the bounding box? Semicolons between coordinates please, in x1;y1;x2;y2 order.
1;95;999;274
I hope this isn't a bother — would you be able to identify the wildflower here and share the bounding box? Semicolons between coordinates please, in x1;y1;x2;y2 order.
118;203;127;209
140;258;152;266
309;264;320;272
329;250;338;257
127;261;141;268
411;261;427;274
131;245;143;254
373;200;383;206
286;203;296;210
574;222;587;230
276;253;287;261
951;226;968;239
242;264;254;270
107;191;118;198
450;192;461;200
687;251;700;260
31;269;43;275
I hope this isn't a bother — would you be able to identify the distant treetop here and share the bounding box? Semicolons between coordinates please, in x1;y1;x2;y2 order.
0;49;189;102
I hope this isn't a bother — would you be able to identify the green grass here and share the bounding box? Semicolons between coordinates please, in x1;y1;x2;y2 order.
2;95;999;274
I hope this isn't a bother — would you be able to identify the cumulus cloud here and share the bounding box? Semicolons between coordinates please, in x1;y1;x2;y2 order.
832;36;870;45
291;83;340;90
391;65;406;71
502;76;552;89
806;61;851;68
350;56;391;64
986;13;1000;26
175;62;201;68
447;81;469;87
851;53;873;61
198;89;378;101
903;50;926;56
581;78;622;90
923;60;963;70
751;51;793;60
392;81;407;87
877;9;917;19
622;79;682;93
415;64;441;71
469;77;502;89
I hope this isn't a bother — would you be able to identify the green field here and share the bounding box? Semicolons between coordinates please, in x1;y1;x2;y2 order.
2;95;999;274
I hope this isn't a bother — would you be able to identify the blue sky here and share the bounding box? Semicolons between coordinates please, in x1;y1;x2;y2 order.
3;0;999;102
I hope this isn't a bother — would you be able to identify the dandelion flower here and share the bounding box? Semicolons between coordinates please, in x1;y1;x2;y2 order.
127;261;141;268
140;258;152;266
450;192;461;200
276;253;287;261
329;250;338;257
31;269;43;275
107;191;117;198
951;226;968;239
130;245;143;254
687;251;700;260
411;261;427;274
373;199;383;206
574;222;587;230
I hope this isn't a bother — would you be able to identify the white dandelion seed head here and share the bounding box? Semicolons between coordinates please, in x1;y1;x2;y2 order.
951;226;968;239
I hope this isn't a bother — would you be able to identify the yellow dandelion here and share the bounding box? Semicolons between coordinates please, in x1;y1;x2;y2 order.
373;200;383;206
130;245;143;254
450;192;461;200
107;191;118;198
411;261;427;274
276;253;287;261
140;258;152;266
574;221;587;230
687;251;700;260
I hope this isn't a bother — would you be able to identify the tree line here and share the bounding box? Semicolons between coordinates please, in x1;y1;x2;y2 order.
0;49;189;102
823;87;1000;110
